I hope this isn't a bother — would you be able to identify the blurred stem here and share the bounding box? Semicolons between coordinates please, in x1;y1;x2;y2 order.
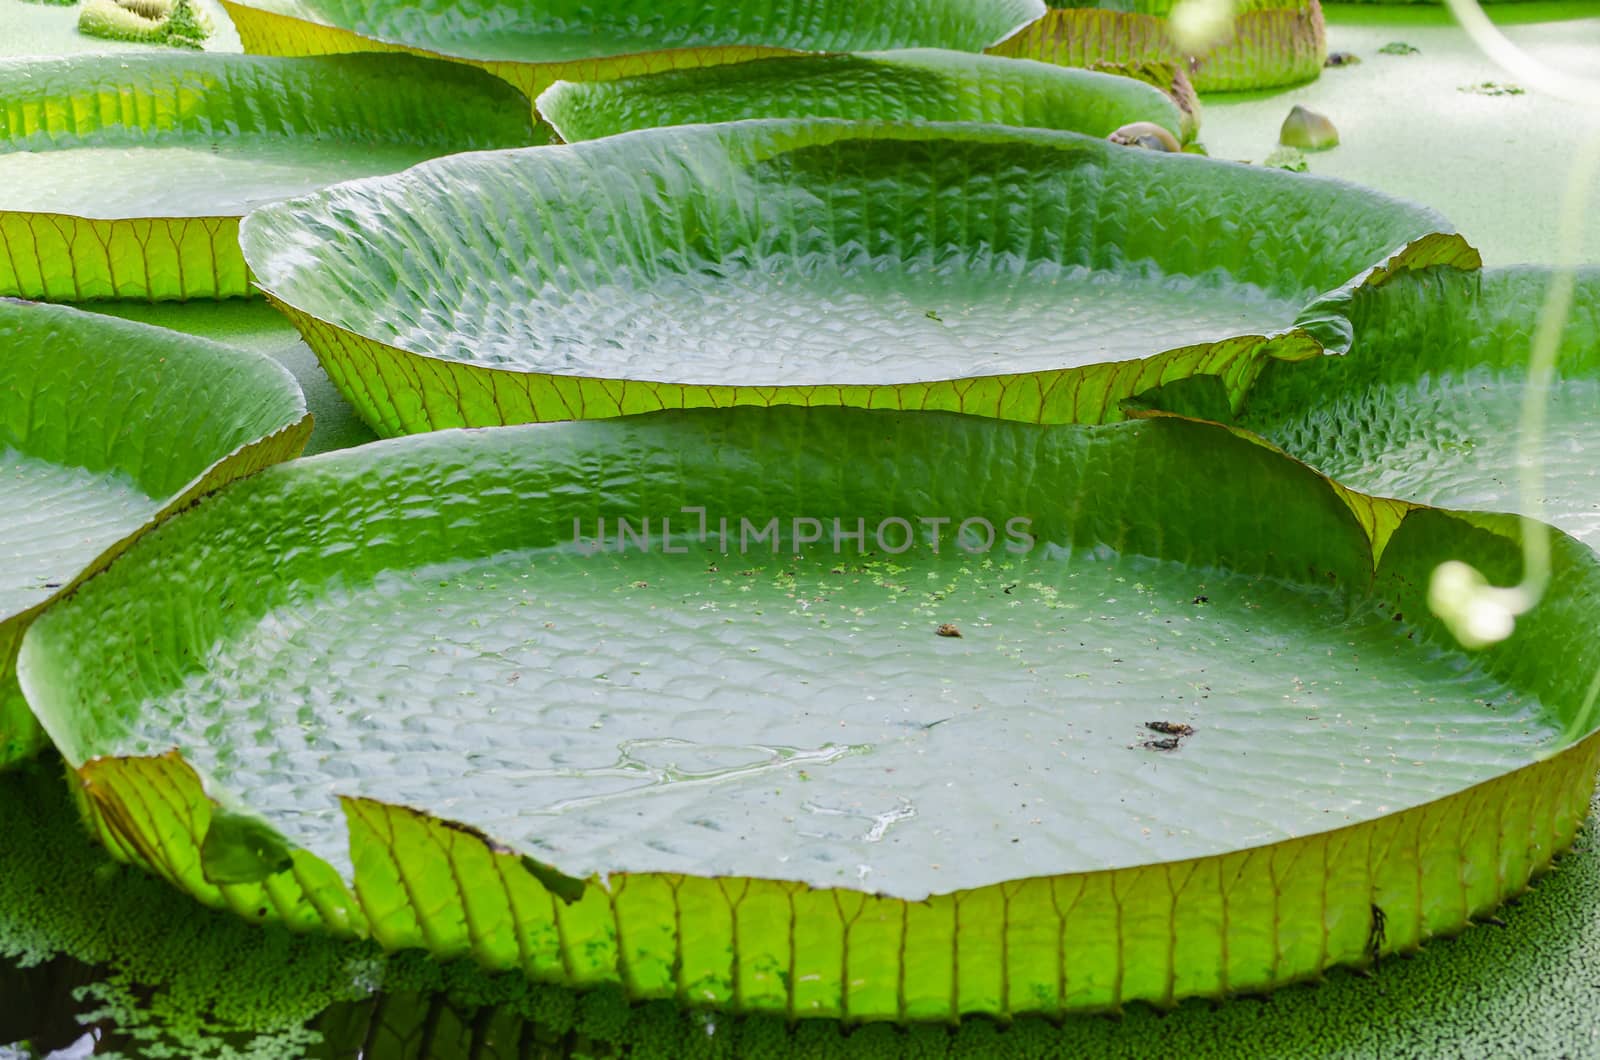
1428;0;1598;657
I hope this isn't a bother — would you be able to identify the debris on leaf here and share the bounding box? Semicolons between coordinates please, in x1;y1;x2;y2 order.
1378;42;1419;56
1279;105;1339;150
1146;721;1196;737
1264;146;1308;172
935;623;962;638
1460;81;1525;97
1106;121;1180;153
79;0;212;48
1324;51;1360;68
1141;737;1182;751
1368;904;1389;970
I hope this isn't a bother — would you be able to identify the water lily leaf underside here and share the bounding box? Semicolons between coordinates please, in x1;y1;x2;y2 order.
219;0;1047;100
1241;265;1600;550
0;53;537;300
241;120;1464;437
21;408;1600;1020
0;299;309;767
988;0;1327;93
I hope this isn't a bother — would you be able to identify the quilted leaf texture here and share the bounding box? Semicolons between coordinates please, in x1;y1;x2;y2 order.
0;53;537;300
537;49;1189;145
241;120;1455;436
220;0;1048;100
22;408;1600;1019
989;1;1327;93
1244;264;1600;551
0;299;309;766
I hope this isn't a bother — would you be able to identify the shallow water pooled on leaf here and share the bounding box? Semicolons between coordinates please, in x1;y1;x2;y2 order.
111;546;1562;896
0;450;160;618
408;262;1298;385
0;142;486;220
1266;374;1600;547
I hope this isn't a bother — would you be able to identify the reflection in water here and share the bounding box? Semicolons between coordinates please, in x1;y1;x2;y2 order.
0;955;106;1058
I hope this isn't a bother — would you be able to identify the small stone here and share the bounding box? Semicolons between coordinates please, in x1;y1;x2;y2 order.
1279;105;1339;150
1106;121;1181;153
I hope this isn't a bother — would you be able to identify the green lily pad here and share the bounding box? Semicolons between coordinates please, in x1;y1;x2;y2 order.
1238;264;1600;548
538;49;1187;146
987;0;1327;92
0;298;310;767
20;407;1600;1018
87;300;379;456
0;52;537;300
241;120;1456;437
218;0;1047;100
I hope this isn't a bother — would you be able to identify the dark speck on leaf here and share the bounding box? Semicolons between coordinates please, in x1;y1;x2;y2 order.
1193;595;1208;605
1368;904;1388;969
1325;51;1360;67
1142;737;1181;751
1146;721;1195;737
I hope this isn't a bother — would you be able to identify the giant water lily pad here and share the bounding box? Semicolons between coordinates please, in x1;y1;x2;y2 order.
219;0;1047;100
537;49;1190;145
0;53;536;300
21;407;1600;1018
987;0;1326;92
1237;265;1600;547
0;299;309;767
242;120;1457;437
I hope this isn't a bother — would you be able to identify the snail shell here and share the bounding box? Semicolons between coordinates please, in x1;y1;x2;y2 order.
1106;122;1181;153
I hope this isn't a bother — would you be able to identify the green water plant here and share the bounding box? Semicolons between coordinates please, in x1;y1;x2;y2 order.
240;119;1461;436
20;406;1600;1020
537;49;1192;145
0;299;309;769
986;0;1327;92
218;0;1046;101
1234;265;1600;552
0;53;537;300
10;753;1600;1057
1264;145;1309;170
